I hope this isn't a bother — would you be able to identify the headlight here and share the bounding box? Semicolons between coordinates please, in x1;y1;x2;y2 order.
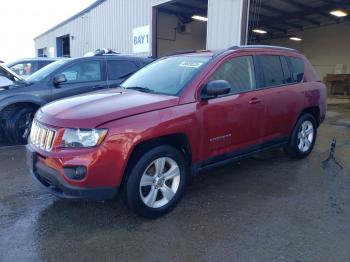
61;128;108;148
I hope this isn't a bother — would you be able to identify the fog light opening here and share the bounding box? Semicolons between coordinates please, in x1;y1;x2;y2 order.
64;166;87;180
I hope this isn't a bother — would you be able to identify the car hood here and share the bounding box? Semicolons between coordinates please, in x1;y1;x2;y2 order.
37;88;179;128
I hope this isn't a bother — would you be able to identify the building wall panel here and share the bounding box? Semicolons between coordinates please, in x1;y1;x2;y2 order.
206;0;244;50
35;0;153;57
34;0;245;57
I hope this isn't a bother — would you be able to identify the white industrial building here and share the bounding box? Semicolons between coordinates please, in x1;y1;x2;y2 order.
35;0;350;83
34;0;249;58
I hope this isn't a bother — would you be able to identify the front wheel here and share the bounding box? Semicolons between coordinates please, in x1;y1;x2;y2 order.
6;108;36;145
286;113;317;159
124;145;188;218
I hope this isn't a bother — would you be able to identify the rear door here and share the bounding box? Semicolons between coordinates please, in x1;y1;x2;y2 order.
198;55;266;162
256;55;298;143
106;60;140;88
51;60;107;100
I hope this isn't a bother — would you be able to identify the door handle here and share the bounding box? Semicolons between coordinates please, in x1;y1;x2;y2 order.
249;98;262;104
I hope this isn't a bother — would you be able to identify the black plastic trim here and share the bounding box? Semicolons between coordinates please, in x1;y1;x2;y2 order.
192;136;289;174
26;145;118;200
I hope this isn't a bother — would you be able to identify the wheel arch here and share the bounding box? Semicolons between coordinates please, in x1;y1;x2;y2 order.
287;106;320;141
121;133;192;186
0;101;42;121
0;95;46;115
300;106;320;127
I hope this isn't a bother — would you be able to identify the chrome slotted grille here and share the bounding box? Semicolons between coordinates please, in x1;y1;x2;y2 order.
29;121;56;151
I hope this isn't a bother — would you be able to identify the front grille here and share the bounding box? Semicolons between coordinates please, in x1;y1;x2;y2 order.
30;121;57;151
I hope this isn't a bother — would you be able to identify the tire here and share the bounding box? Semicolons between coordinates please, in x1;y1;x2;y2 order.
6;108;36;145
124;145;188;218
286;113;317;159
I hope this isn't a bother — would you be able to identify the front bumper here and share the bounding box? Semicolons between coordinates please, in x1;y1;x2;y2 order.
26;145;118;200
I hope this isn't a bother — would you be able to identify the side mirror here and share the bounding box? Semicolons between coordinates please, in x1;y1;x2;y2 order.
53;74;67;86
0;76;13;88
201;80;231;100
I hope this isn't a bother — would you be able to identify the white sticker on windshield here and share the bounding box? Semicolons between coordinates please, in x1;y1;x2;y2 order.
178;61;203;68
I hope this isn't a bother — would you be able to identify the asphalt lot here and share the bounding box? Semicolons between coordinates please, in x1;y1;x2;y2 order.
1;100;350;262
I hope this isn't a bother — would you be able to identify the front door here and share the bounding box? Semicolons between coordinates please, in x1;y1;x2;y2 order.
198;55;265;163
51;60;107;100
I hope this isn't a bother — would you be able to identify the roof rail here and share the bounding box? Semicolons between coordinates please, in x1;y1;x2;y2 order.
228;45;298;52
169;49;211;56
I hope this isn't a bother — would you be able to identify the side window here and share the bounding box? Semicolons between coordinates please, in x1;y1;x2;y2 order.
60;61;101;83
10;62;38;77
210;56;256;94
38;61;54;70
107;60;138;80
139;61;152;67
280;56;293;84
259;56;284;87
289;57;305;83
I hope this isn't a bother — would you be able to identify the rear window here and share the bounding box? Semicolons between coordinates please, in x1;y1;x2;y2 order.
259;56;285;87
289;57;305;83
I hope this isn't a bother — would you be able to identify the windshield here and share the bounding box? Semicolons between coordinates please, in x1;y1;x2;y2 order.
27;59;69;83
121;56;211;96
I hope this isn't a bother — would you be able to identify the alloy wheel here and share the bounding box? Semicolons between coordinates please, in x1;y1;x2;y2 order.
297;120;314;152
19;112;35;140
139;157;181;208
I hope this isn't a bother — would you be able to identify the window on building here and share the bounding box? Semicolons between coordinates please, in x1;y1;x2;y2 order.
60;61;101;83
107;60;138;80
210;56;256;94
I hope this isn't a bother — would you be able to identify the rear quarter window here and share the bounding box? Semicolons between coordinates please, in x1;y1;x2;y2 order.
289;57;305;83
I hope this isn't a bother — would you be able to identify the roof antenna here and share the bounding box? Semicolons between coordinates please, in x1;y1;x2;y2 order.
322;137;343;169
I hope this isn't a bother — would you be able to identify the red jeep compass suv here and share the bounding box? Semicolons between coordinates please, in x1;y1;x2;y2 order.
27;45;326;218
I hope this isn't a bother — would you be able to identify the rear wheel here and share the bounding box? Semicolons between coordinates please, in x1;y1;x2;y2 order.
6;108;36;145
286;113;317;158
124;145;188;218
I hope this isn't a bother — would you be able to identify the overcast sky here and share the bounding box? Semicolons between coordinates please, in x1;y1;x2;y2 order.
0;0;96;62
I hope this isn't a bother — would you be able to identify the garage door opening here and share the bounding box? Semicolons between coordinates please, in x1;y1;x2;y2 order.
247;0;350;95
56;34;71;57
153;0;208;57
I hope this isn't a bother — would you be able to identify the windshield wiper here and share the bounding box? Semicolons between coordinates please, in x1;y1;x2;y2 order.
125;86;155;93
